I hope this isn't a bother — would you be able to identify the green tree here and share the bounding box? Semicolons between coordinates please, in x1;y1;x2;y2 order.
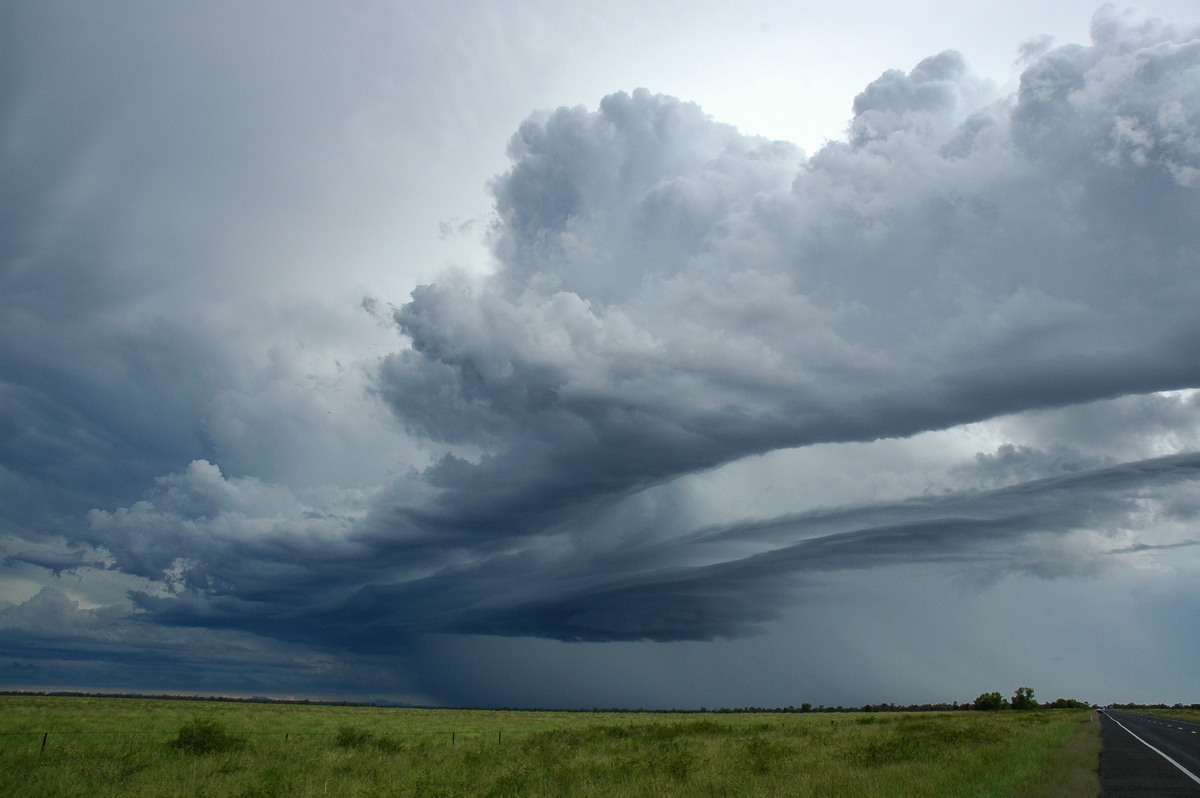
1011;686;1038;710
972;691;1009;711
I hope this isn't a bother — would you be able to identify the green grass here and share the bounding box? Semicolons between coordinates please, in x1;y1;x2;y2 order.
1134;708;1200;724
1013;709;1100;798
0;696;1097;797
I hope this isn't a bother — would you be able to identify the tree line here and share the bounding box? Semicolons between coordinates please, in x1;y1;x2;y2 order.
970;687;1091;711
4;689;1103;713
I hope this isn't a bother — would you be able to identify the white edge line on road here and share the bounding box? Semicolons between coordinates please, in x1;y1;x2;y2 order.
1106;712;1200;786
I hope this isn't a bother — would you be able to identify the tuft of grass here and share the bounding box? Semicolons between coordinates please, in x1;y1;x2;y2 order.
332;724;373;748
171;717;244;754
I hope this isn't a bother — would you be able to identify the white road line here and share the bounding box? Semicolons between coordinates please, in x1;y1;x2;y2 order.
1107;714;1200;786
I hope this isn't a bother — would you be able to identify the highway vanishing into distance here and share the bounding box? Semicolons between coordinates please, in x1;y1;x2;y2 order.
1100;709;1200;796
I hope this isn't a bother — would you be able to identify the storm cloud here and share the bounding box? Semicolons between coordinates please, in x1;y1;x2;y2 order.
3;3;1199;706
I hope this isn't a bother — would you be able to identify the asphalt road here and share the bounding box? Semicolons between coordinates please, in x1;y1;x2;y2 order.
1100;709;1200;796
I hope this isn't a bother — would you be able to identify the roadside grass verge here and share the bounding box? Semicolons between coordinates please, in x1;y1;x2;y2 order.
1132;708;1200;724
1009;709;1100;798
0;696;1096;797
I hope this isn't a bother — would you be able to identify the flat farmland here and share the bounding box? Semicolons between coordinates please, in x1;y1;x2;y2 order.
1131;707;1200;724
0;696;1098;797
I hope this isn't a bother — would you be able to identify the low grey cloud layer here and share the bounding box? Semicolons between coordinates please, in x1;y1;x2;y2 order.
3;4;1199;706
93;447;1200;649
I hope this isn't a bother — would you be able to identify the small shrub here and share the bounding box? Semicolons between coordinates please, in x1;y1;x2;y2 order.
644;720;727;740
372;734;406;753
171;717;243;754
741;735;790;774
596;724;635;739
645;741;697;780
485;764;534;797
334;725;373;748
522;728;585;765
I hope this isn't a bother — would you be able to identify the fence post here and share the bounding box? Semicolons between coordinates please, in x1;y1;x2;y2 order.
451;732;455;744
40;732;48;754
498;731;502;743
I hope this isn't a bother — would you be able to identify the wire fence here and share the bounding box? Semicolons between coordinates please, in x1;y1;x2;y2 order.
0;728;521;753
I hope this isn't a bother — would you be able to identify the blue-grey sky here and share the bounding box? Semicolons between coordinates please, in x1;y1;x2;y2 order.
3;1;1199;708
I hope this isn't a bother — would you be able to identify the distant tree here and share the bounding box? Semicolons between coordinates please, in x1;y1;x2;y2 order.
973;691;1009;711
1011;686;1038;710
1045;697;1087;709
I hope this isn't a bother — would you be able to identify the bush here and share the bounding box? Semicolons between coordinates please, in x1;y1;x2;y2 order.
171;717;244;754
334;725;374;748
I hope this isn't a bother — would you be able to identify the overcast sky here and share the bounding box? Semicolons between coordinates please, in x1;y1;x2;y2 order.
3;1;1199;709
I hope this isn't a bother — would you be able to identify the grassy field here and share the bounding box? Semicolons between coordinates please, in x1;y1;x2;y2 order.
0;696;1098;797
1130;708;1200;724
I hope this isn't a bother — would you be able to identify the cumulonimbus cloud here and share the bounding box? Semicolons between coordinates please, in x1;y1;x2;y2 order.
11;7;1200;656
376;6;1200;545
